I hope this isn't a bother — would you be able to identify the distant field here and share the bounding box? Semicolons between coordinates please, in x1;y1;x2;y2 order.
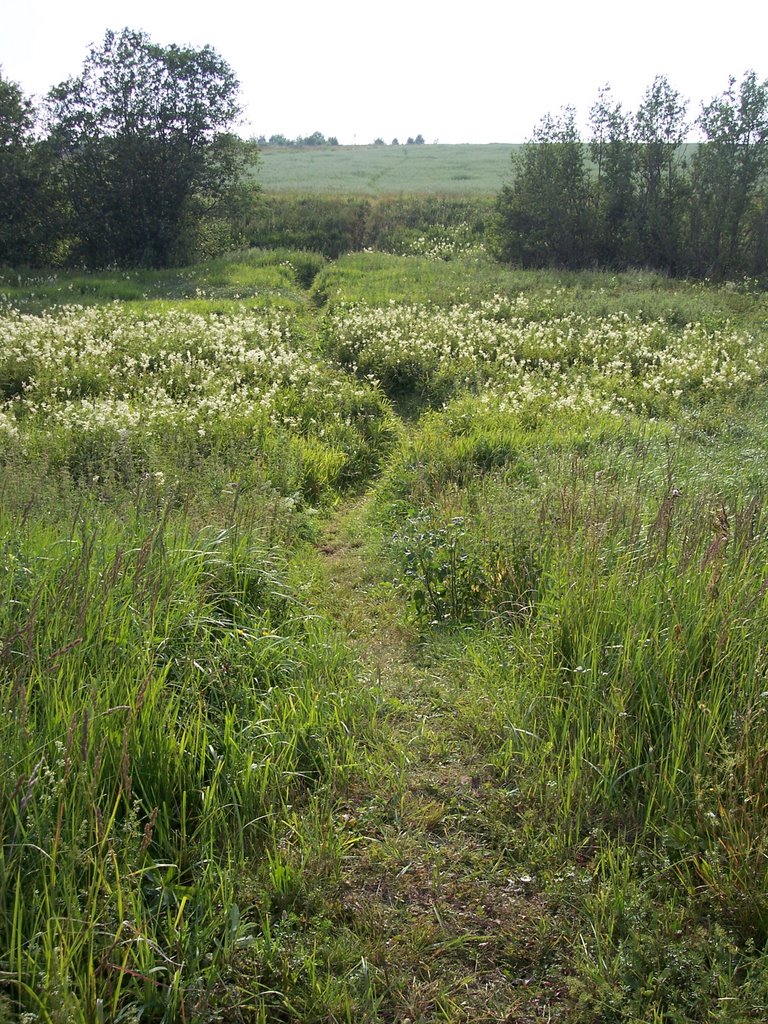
252;142;702;197
253;143;519;195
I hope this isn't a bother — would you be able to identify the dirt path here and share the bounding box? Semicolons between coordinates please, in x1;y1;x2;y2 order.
310;497;566;1023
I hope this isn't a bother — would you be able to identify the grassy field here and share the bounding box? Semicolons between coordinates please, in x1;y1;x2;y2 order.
253;144;519;195
252;143;702;198
2;245;768;1022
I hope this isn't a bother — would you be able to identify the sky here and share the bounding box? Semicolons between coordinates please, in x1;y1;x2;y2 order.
1;0;766;144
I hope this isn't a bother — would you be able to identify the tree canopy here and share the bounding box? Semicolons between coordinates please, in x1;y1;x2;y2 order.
0;71;50;265
45;28;253;266
493;71;768;280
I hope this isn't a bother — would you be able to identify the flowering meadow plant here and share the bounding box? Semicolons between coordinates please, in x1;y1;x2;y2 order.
2;255;768;1022
324;295;767;415
0;304;396;493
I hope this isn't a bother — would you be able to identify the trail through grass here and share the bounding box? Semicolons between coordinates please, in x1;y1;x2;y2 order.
3;253;768;1021
297;497;567;1022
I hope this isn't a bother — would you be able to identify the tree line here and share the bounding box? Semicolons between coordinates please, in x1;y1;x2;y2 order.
255;133;427;147
254;132;340;147
493;73;768;281
0;28;255;268
3;40;767;280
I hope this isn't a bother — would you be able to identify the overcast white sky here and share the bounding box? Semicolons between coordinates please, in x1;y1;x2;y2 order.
1;0;766;143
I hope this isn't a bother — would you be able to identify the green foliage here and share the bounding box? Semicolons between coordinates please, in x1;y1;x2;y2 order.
493;106;594;268
0;247;324;312
2;254;768;1020
243;192;491;260
0;503;368;1021
0;72;61;266
370;382;768;1017
589;84;637;265
246;193;370;257
690;71;768;279
310;249;511;307
633;75;690;273
494;71;768;281
45;28;254;267
394;512;539;625
256;130;339;147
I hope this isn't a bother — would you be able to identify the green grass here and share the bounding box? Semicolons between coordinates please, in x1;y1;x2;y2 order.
253;143;520;195
2;250;768;1021
0;248;327;314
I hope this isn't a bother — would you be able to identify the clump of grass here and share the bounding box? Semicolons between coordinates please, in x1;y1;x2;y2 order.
0;497;372;1021
0;302;399;503
371;384;768;1018
0;248;326;314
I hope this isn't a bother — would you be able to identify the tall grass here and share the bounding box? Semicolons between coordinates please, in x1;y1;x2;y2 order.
373;385;768;1016
0;492;368;1021
3;252;768;1020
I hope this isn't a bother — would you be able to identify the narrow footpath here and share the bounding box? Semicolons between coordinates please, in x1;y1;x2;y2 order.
307;496;567;1023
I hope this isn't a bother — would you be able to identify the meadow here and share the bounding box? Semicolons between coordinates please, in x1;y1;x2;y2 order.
252;144;518;196
2;242;768;1022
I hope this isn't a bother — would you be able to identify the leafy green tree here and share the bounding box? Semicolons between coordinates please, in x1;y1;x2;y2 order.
589;85;637;265
689;71;768;278
633;75;689;272
46;28;251;266
0;72;59;265
493;107;593;267
0;71;34;264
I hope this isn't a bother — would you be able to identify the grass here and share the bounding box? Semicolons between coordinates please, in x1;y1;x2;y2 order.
252;144;520;196
1;246;768;1021
0;249;327;314
251;142;704;198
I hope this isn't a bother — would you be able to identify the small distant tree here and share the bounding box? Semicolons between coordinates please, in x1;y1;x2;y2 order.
414;133;425;144
391;137;399;146
373;137;385;145
46;28;251;266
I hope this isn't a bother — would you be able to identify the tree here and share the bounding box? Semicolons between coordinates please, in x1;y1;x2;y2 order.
633;75;689;271
493;107;593;267
46;28;251;266
690;71;768;277
588;84;636;265
0;72;54;265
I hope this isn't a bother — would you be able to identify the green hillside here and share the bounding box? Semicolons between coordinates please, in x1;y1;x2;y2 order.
253;142;520;195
